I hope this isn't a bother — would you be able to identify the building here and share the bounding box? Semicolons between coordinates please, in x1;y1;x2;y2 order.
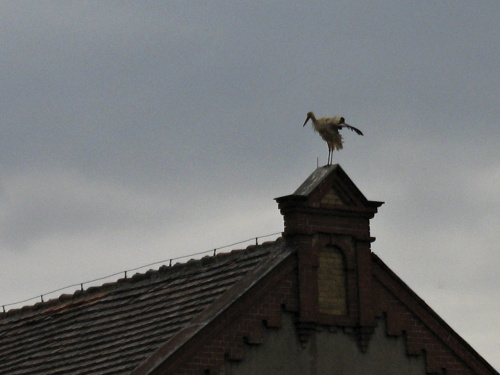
0;165;497;374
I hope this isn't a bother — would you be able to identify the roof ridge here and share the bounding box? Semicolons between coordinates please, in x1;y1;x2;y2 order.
1;237;284;320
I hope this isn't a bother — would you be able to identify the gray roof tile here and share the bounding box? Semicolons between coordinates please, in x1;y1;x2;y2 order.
0;238;288;375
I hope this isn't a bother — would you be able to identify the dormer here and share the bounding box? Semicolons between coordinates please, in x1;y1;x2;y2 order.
275;164;384;349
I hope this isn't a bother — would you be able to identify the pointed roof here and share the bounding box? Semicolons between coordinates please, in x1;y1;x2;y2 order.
293;164;355;197
276;164;383;213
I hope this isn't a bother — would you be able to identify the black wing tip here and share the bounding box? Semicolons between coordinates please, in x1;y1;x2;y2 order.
344;125;363;136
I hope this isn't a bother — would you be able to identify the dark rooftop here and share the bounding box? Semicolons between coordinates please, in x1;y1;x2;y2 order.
0;238;291;375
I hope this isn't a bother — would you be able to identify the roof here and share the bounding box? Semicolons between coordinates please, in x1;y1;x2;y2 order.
293;164;336;196
0;238;293;375
1;165;497;375
276;164;383;213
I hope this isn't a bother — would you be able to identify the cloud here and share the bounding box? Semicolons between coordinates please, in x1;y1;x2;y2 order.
0;167;174;251
0;2;499;369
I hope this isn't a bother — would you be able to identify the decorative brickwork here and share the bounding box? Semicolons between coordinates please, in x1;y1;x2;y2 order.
170;261;299;375
146;166;498;374
275;165;382;340
166;253;496;375
372;254;496;375
138;165;499;374
2;165;497;375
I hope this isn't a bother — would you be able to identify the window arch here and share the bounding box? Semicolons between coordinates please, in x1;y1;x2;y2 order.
317;246;347;315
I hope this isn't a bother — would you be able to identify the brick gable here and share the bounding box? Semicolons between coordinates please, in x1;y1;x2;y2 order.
0;165;497;375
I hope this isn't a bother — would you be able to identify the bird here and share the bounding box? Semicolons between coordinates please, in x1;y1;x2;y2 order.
303;111;363;165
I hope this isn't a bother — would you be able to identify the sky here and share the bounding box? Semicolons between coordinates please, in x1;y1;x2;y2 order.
1;1;499;369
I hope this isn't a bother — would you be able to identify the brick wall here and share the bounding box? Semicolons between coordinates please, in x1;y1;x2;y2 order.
172;262;299;375
157;166;498;374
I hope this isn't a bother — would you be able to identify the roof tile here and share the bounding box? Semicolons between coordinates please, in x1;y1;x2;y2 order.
0;238;288;374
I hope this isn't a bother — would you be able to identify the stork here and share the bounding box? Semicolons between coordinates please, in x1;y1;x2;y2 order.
303;111;363;165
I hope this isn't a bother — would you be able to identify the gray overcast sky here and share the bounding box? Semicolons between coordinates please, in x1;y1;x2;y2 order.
1;2;499;369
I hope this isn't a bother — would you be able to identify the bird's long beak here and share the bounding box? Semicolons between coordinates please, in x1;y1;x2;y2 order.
303;115;310;127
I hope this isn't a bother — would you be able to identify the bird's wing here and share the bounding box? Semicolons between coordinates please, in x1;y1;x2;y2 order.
340;124;363;136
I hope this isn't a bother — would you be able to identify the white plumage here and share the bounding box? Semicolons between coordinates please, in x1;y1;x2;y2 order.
303;111;363;165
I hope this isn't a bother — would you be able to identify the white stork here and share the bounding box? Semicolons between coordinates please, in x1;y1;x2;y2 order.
303;111;363;165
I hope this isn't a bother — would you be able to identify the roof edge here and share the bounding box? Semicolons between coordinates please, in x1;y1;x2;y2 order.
131;239;297;375
274;164;384;210
372;253;499;375
1;240;284;320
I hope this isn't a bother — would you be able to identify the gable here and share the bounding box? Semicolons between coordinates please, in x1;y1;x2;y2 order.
319;187;344;206
1;165;497;375
223;313;427;375
372;255;498;375
139;247;299;375
288;164;383;210
154;251;496;375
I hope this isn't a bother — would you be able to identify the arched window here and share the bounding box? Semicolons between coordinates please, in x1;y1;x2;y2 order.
317;246;347;315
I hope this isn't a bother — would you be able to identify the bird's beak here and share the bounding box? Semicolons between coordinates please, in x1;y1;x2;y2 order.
303;115;310;127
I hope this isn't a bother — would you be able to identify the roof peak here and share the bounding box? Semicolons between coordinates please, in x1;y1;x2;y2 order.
276;164;383;210
293;164;341;196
